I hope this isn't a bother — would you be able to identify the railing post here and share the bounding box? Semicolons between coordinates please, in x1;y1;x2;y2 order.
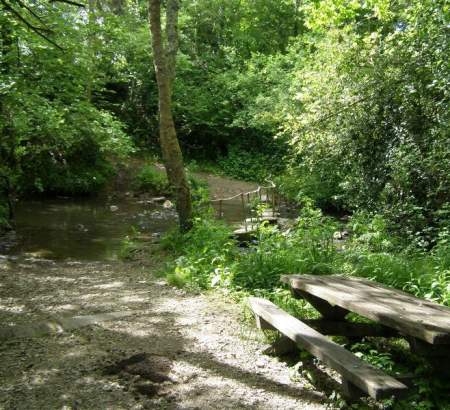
241;193;247;232
272;187;276;217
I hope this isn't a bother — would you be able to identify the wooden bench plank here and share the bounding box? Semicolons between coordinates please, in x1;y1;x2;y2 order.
282;274;450;344
248;297;408;400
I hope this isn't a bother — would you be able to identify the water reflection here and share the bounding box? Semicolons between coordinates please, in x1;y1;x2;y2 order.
0;197;176;261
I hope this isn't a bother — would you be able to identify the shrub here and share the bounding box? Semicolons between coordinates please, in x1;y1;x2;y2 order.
218;143;285;182
162;216;236;290
187;173;210;210
232;209;338;291
133;165;170;194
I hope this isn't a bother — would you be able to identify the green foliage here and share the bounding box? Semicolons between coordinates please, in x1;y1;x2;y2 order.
118;237;141;261
133;165;170;194
187;173;210;210
1;1;134;198
279;0;449;240
233;209;338;291
341;213;450;306
11;97;131;195
217;144;283;182
166;199;450;306
162;216;235;290
350;343;395;372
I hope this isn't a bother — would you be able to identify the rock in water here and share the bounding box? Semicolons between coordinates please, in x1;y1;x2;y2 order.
163;200;174;209
151;197;166;203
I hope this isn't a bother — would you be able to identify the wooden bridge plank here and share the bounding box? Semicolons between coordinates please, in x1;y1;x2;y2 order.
249;297;408;400
281;275;450;344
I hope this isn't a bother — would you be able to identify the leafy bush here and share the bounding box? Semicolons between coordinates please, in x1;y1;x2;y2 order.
282;0;449;241
340;213;450;306
187;173;210;210
217;144;283;182
133;165;170;194
3;92;134;196
162;216;236;290
166;199;450;307
233;207;338;291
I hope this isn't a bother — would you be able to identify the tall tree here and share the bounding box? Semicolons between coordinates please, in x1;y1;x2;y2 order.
148;0;192;231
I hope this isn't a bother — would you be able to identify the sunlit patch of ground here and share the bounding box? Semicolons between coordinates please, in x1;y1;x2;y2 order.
0;257;326;410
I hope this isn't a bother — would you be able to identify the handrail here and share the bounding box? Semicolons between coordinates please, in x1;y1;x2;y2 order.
210;179;278;232
210;180;275;203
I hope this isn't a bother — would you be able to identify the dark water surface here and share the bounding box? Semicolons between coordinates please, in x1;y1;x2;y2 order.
0;197;176;261
0;181;288;261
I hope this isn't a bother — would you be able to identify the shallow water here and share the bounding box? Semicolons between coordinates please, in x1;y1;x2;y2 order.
0;172;289;262
0;197;176;261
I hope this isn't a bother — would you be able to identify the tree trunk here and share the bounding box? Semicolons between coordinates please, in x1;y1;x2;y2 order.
148;0;192;231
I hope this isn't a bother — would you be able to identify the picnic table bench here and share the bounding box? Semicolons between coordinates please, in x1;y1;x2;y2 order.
249;274;450;401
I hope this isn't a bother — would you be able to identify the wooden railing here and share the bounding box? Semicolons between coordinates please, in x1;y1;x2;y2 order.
210;180;278;232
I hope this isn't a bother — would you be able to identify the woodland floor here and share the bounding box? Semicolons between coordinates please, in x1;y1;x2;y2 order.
0;258;328;410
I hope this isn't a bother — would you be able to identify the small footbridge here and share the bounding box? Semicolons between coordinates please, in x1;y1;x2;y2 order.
210;180;280;242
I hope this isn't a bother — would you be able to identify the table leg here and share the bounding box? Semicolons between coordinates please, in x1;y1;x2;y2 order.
341;379;364;401
292;289;349;320
407;337;450;376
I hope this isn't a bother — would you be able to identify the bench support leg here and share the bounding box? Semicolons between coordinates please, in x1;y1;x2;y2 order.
263;336;297;356
408;337;450;376
254;314;277;331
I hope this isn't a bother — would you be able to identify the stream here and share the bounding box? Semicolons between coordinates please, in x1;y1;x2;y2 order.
0;184;254;261
0;196;177;261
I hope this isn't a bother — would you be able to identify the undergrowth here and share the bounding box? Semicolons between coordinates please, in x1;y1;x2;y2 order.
133;164;170;194
161;199;450;409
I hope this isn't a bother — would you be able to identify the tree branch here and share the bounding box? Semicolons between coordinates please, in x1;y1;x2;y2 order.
48;0;86;7
16;0;49;26
1;0;63;50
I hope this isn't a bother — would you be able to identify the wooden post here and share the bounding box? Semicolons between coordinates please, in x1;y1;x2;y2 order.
219;200;223;219
241;193;247;232
272;188;276;217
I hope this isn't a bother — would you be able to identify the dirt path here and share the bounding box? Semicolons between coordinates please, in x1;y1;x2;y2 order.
0;256;327;410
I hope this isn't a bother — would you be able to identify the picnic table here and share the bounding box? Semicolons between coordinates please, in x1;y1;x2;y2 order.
249;274;450;401
282;274;450;345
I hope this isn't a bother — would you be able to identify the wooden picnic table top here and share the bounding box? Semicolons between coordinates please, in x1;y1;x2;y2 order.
281;274;450;345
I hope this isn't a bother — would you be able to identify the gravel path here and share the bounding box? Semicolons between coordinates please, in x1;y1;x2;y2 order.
0;257;328;410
